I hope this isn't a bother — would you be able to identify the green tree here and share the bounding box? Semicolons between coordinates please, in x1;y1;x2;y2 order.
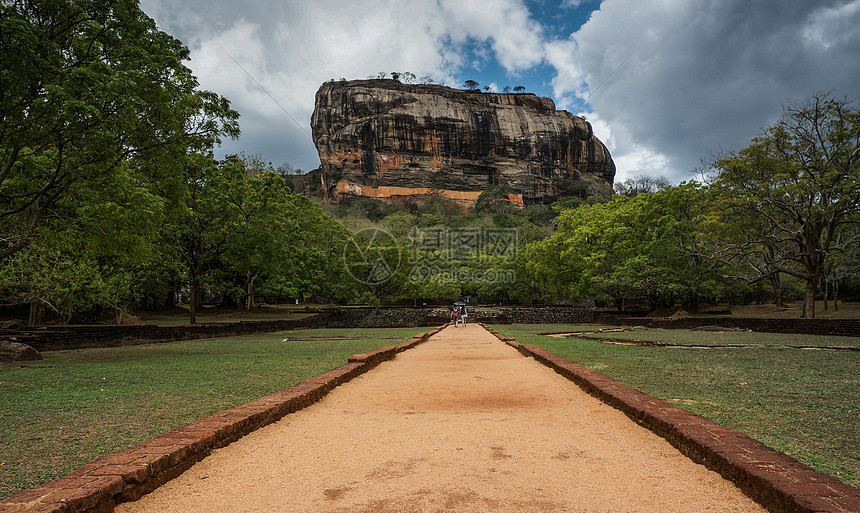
614;175;671;197
169;154;238;324
821;226;860;310
709;93;860;318
525;183;717;310
699;186;793;308
218;155;287;309
0;153;174;324
216;155;359;306
269;194;357;303
1;242;110;324
0;0;239;261
464;80;479;90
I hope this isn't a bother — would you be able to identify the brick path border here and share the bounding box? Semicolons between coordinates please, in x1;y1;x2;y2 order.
478;323;860;513
0;324;449;513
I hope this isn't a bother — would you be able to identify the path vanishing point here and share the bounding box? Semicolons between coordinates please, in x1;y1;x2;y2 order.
116;324;766;513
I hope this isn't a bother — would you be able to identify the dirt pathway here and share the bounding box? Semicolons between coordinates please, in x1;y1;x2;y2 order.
117;324;765;513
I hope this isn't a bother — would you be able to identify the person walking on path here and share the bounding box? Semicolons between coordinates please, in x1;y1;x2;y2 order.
451;306;459;327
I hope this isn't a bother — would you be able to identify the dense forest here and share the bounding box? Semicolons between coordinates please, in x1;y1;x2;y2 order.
2;1;858;323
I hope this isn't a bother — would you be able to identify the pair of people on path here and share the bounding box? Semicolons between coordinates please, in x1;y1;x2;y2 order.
451;304;467;327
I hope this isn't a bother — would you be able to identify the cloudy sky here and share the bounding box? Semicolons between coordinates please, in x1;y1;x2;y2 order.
139;0;860;184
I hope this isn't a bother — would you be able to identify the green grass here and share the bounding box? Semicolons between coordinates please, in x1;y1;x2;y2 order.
563;327;860;348
0;326;432;501
492;323;860;489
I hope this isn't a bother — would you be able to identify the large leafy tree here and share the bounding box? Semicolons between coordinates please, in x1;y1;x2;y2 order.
218;155;288;309
273;194;357;303
525;183;717;310
709;93;860;318
223;159;358;306
0;0;239;260
170;154;359;322
168;153;237;324
0;157;169;323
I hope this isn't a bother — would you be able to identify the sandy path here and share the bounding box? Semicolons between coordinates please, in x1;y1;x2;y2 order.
117;324;765;513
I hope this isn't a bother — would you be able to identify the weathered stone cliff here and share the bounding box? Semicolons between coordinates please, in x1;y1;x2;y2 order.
311;79;615;208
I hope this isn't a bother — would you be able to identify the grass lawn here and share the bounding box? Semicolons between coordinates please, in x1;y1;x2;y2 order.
492;323;860;489
0;326;433;501
556;327;860;349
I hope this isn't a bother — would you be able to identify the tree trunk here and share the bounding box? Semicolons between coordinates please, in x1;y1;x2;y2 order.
802;278;816;319
823;279;829;310
245;272;257;310
770;274;783;308
834;282;840;311
28;301;43;326
190;273;199;325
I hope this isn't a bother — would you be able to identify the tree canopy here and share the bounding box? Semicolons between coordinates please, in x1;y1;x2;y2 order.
524;183;717;310
706;93;860;317
0;0;239;260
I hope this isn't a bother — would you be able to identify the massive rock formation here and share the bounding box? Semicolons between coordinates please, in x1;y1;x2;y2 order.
311;79;615;208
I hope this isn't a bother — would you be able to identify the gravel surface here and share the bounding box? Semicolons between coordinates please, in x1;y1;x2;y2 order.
117;324;765;512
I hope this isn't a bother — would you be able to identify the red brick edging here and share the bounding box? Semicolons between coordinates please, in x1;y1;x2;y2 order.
0;324;450;513
478;323;859;513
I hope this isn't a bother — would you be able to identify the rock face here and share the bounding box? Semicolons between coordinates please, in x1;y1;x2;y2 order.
311;80;615;208
0;340;42;362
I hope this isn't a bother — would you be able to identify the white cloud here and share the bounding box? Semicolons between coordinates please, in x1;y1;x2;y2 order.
612;148;672;184
572;110;671;183
548;0;860;182
438;0;545;72
190;22;270;114
140;0;860;183
141;0;550;170
802;0;860;50
545;38;586;102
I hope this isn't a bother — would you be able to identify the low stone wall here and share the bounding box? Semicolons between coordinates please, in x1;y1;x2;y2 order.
6;308;856;354
0;324;450;513
597;315;860;337
479;323;860;513
472;306;594;324
326;308;447;328
333;306;595;324
2;315;338;352
325;307;594;327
